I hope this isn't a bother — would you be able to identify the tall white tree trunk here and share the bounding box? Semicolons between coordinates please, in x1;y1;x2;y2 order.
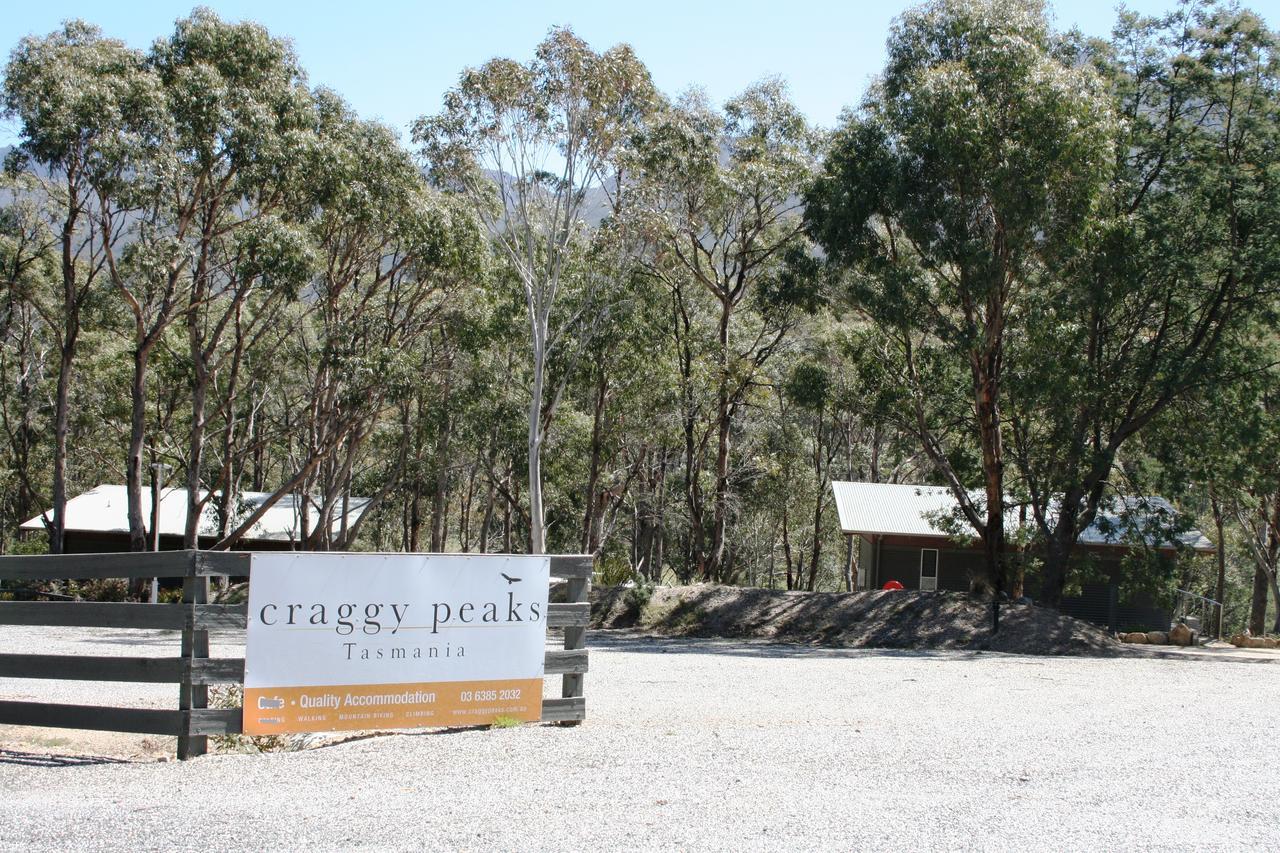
527;336;547;554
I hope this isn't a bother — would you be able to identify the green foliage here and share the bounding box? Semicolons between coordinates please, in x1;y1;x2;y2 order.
0;3;1275;634
209;685;291;753
624;576;657;613
70;578;128;602
805;0;1119;594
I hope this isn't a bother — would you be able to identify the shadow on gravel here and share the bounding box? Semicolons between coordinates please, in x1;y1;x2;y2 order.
594;584;1121;656
76;630;244;648
1114;646;1280;665
0;750;132;767
588;632;1280;664
587;633;988;660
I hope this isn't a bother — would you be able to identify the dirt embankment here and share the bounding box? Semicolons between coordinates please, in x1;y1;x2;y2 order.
592;584;1121;656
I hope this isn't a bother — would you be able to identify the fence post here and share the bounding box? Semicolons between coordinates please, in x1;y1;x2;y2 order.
177;551;210;759
559;559;591;726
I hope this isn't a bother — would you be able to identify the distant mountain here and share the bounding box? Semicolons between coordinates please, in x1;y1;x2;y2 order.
481;169;616;228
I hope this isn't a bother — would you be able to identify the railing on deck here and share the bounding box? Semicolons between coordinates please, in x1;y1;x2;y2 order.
1173;588;1223;641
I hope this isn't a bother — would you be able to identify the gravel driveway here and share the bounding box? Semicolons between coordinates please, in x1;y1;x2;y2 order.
1;628;1277;851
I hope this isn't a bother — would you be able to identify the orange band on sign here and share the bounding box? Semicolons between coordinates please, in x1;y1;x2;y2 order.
242;678;544;735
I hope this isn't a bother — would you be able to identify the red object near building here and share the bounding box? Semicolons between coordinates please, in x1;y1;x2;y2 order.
882;580;905;591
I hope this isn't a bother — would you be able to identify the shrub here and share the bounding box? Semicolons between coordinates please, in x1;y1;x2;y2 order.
596;554;633;586
489;715;522;729
624;574;656;612
208;685;291;753
71;578;128;602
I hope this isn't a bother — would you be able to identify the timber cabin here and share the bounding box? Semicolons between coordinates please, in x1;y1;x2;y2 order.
19;484;371;553
831;481;1215;631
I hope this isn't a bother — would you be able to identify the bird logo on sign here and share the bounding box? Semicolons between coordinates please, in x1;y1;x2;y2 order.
500;572;521;584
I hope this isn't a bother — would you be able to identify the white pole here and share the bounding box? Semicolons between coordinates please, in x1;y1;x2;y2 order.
149;462;169;604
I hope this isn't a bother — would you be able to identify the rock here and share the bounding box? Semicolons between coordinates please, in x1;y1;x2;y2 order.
1122;632;1148;644
1168;623;1194;646
1228;627;1280;648
1145;631;1168;645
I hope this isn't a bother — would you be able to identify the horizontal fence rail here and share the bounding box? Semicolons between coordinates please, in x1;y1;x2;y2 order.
0;551;591;758
0;601;590;632
0;550;249;581
0;551;589;583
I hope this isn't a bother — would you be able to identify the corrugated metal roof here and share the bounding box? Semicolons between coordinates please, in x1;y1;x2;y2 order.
20;484;370;544
831;481;1214;552
833;481;961;538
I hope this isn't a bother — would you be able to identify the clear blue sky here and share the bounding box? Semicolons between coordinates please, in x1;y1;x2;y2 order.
2;0;1277;147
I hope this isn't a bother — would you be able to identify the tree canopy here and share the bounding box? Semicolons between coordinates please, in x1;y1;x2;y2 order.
2;1;1279;633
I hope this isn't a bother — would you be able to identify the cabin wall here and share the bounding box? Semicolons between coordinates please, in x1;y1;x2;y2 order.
60;531;295;553
856;534;1173;630
872;543;973;592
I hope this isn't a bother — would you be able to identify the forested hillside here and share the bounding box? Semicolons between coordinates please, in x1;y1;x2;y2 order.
2;1;1277;633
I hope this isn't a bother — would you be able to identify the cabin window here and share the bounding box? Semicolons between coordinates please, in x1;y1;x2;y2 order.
920;549;939;591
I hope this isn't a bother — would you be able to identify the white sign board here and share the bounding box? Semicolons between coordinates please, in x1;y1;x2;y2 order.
242;553;550;734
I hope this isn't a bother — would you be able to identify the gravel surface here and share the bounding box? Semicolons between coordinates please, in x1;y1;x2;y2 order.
1;627;1278;851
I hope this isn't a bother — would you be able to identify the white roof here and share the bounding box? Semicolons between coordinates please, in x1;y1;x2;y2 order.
833;481;962;538
20;484;370;544
831;481;1213;552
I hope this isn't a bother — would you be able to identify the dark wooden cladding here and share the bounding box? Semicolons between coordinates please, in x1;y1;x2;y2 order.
0;700;184;735
557;571;590;725
549;554;593;580
0;653;246;685
0;602;251;631
0;550;592;581
0;701;249;736
540;696;586;723
0;551;196;581
543;648;588;675
189;658;246;684
193;551;252;577
177;574;210;760
187;708;243;736
192;604;248;630
0;601;186;629
546;602;590;627
0;549;249;581
0;653;183;682
0;649;580;684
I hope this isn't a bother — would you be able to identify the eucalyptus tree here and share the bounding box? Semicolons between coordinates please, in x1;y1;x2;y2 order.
1005;3;1280;606
415;27;658;553
215;101;484;551
783;336;883;591
2;22;160;552
550;218;675;560
146;10;320;549
1162;361;1280;635
1232;393;1280;635
805;0;1116;593
631;80;822;582
89;11;312;550
0;177;57;540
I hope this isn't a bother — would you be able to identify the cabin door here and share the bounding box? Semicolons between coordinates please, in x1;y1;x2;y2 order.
919;549;939;591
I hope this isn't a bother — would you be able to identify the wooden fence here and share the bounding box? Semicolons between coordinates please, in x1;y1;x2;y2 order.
0;551;590;759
